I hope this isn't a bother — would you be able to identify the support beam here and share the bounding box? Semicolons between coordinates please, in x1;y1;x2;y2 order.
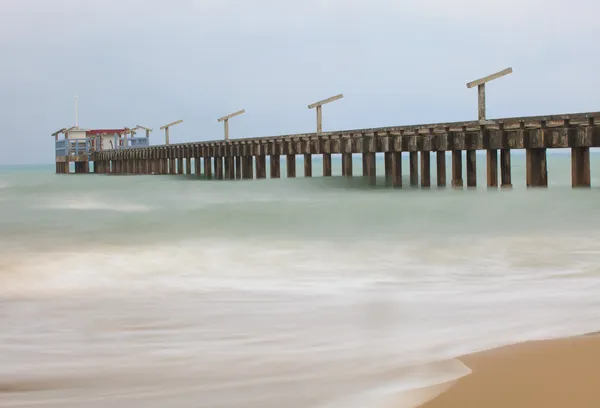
486;150;498;188
235;156;242;180
466;150;477;188
204;157;212;179
270;155;281;178
364;152;376;185
304;154;312;177
572;147;591;188
177;157;184;175
224;156;232;180
195;157;202;177
243;156;254;179
391;152;402;188
215;157;223;180
342;153;353;177
226;157;235;180
500;149;512;188
256;155;266;179
286;154;296;178
421;151;431;188
409;152;419;187
436;151;446;187
322;153;332;177
526;149;548;187
384;152;392;185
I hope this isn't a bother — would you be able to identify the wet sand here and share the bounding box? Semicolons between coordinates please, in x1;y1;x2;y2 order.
419;334;600;408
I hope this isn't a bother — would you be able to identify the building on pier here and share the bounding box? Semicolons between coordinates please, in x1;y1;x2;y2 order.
54;127;150;174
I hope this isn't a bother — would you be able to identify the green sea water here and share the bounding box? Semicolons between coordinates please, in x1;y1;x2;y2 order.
1;151;600;407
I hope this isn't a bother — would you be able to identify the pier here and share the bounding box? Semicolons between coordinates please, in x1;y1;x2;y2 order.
54;111;600;188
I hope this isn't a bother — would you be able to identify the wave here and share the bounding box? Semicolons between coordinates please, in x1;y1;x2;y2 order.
35;197;153;213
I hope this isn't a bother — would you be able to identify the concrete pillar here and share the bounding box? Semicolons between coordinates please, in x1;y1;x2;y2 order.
452;151;463;188
322;153;332;177
270;155;281;178
226;157;235;180
177;158;184;175
572;147;591;188
186;157;191;175
409;152;418;187
384;152;392;185
364;152;376;185
256;155;266;179
436;151;446;187
341;153;353;177
170;157;176;175
286;154;296;178
526;148;548;188
224;156;231;180
195;157;201;177
215;157;223;180
466;150;477;188
420;151;431;188
204;157;212;179
391;152;402;188
244;156;254;179
63;161;70;174
304;154;312;177
235;156;242;180
362;153;368;177
486;149;498;188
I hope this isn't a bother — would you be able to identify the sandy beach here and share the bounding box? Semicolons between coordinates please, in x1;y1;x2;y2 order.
419;334;600;408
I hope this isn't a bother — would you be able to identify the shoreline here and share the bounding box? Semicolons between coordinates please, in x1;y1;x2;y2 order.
416;333;600;408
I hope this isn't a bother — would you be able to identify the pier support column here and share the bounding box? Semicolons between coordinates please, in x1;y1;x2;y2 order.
195;157;202;177
486;149;498;188
224;156;231;180
572;147;591;188
270;155;281;178
226;157;235;180
215;157;224;180
363;152;376;185
177;158;184;175
244;156;254;179
362;153;368;178
186;157;191;175
451;151;463;188
409;152;418;187
421;151;431;188
170;158;176;175
63;161;70;174
286;154;296;178
384;152;392;185
235;156;242;180
436;152;446;187
304;154;312;177
466;150;477;188
391;152;402;188
526;148;548;187
204;157;212;179
256;155;266;179
342;153;353;177
323;153;332;177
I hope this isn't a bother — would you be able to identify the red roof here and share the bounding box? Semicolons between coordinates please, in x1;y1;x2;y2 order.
86;129;127;135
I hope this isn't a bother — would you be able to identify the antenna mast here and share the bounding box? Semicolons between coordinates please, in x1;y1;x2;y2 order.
75;95;79;128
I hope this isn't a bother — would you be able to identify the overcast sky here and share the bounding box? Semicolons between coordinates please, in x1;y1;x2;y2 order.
1;0;598;164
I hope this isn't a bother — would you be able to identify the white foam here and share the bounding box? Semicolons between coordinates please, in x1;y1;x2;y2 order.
36;196;152;213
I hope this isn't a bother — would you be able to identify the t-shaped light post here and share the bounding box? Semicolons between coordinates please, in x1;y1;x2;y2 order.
467;68;513;121
160;120;183;145
217;110;246;140
308;94;343;134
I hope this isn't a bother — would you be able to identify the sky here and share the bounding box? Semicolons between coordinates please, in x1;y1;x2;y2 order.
1;0;599;165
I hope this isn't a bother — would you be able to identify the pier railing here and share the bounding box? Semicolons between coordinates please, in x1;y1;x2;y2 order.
55;138;91;157
114;135;150;149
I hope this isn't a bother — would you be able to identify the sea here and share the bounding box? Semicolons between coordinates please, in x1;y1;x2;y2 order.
1;151;600;408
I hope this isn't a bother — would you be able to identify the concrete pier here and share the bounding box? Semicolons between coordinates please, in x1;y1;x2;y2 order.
55;111;600;189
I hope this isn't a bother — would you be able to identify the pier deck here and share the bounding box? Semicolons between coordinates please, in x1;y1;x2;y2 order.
58;111;600;188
